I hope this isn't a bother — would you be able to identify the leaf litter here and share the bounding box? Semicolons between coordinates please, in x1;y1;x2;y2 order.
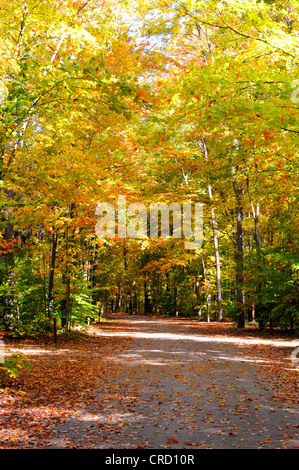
0;315;298;449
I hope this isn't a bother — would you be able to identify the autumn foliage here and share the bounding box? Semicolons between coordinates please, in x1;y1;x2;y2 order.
0;0;298;343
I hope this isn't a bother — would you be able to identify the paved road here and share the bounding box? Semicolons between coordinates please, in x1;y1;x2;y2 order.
47;315;299;449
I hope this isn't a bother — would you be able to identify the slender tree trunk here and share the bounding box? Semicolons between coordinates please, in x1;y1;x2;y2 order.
61;274;71;332
127;289;133;315
0;189;15;321
132;288;137;314
48;228;59;320
202;259;211;322
144;279;151;314
252;202;260;254
151;282;156;315
174;285;178;317
247;154;261;326
195;275;202;320
123;244;132;314
90;244;99;305
53;317;57;343
117;280;122;311
250;200;260;324
233;180;244;328
193;23;222;322
99;304;104;321
198;138;223;321
61;203;75;333
209;195;223;321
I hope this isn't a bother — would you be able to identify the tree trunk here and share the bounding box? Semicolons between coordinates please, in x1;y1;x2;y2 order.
174;285;178;317
234;186;244;328
194;25;222;322
202;259;211;322
195;275;202;320
1;189;15;322
210;197;223;321
144;280;151;314
48;228;59;320
197;138;223;321
61;203;75;333
61;274;71;333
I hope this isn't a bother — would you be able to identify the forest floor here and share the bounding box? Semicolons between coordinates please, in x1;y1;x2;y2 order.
0;314;299;449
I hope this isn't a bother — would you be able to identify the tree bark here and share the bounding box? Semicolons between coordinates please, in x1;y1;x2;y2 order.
195;275;202;320
174;285;179;317
233;180;244;328
48;228;59;320
202;259;211;322
144;279;151;314
197;138;223;321
61;203;75;333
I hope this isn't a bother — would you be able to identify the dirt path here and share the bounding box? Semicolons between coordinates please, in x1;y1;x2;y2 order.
42;314;299;449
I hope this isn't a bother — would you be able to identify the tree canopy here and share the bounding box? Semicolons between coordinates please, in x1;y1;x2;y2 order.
0;0;298;339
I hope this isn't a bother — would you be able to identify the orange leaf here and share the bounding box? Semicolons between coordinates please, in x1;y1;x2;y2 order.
167;437;179;444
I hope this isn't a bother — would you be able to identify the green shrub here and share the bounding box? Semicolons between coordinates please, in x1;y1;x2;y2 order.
0;352;31;387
